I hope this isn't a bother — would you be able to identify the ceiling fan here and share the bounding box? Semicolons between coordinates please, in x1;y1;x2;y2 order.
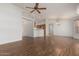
26;3;46;14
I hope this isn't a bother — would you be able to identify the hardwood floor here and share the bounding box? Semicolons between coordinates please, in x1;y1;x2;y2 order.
0;36;79;56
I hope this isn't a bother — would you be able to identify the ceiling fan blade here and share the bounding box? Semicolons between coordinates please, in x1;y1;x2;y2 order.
26;7;34;9
38;8;46;10
35;3;39;8
30;9;35;13
36;9;41;13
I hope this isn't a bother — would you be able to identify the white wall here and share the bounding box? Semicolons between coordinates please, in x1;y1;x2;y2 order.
46;18;73;37
73;16;79;39
22;19;33;37
0;4;22;44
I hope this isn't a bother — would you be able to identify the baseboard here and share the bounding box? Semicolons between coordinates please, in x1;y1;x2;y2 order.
22;36;34;39
53;35;73;38
0;39;22;45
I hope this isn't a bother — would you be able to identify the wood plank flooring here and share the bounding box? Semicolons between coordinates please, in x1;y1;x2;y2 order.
0;36;79;56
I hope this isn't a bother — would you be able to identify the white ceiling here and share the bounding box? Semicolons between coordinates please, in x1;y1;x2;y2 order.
14;3;79;21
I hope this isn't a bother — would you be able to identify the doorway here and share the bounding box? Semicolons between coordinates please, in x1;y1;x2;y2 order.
49;24;54;36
